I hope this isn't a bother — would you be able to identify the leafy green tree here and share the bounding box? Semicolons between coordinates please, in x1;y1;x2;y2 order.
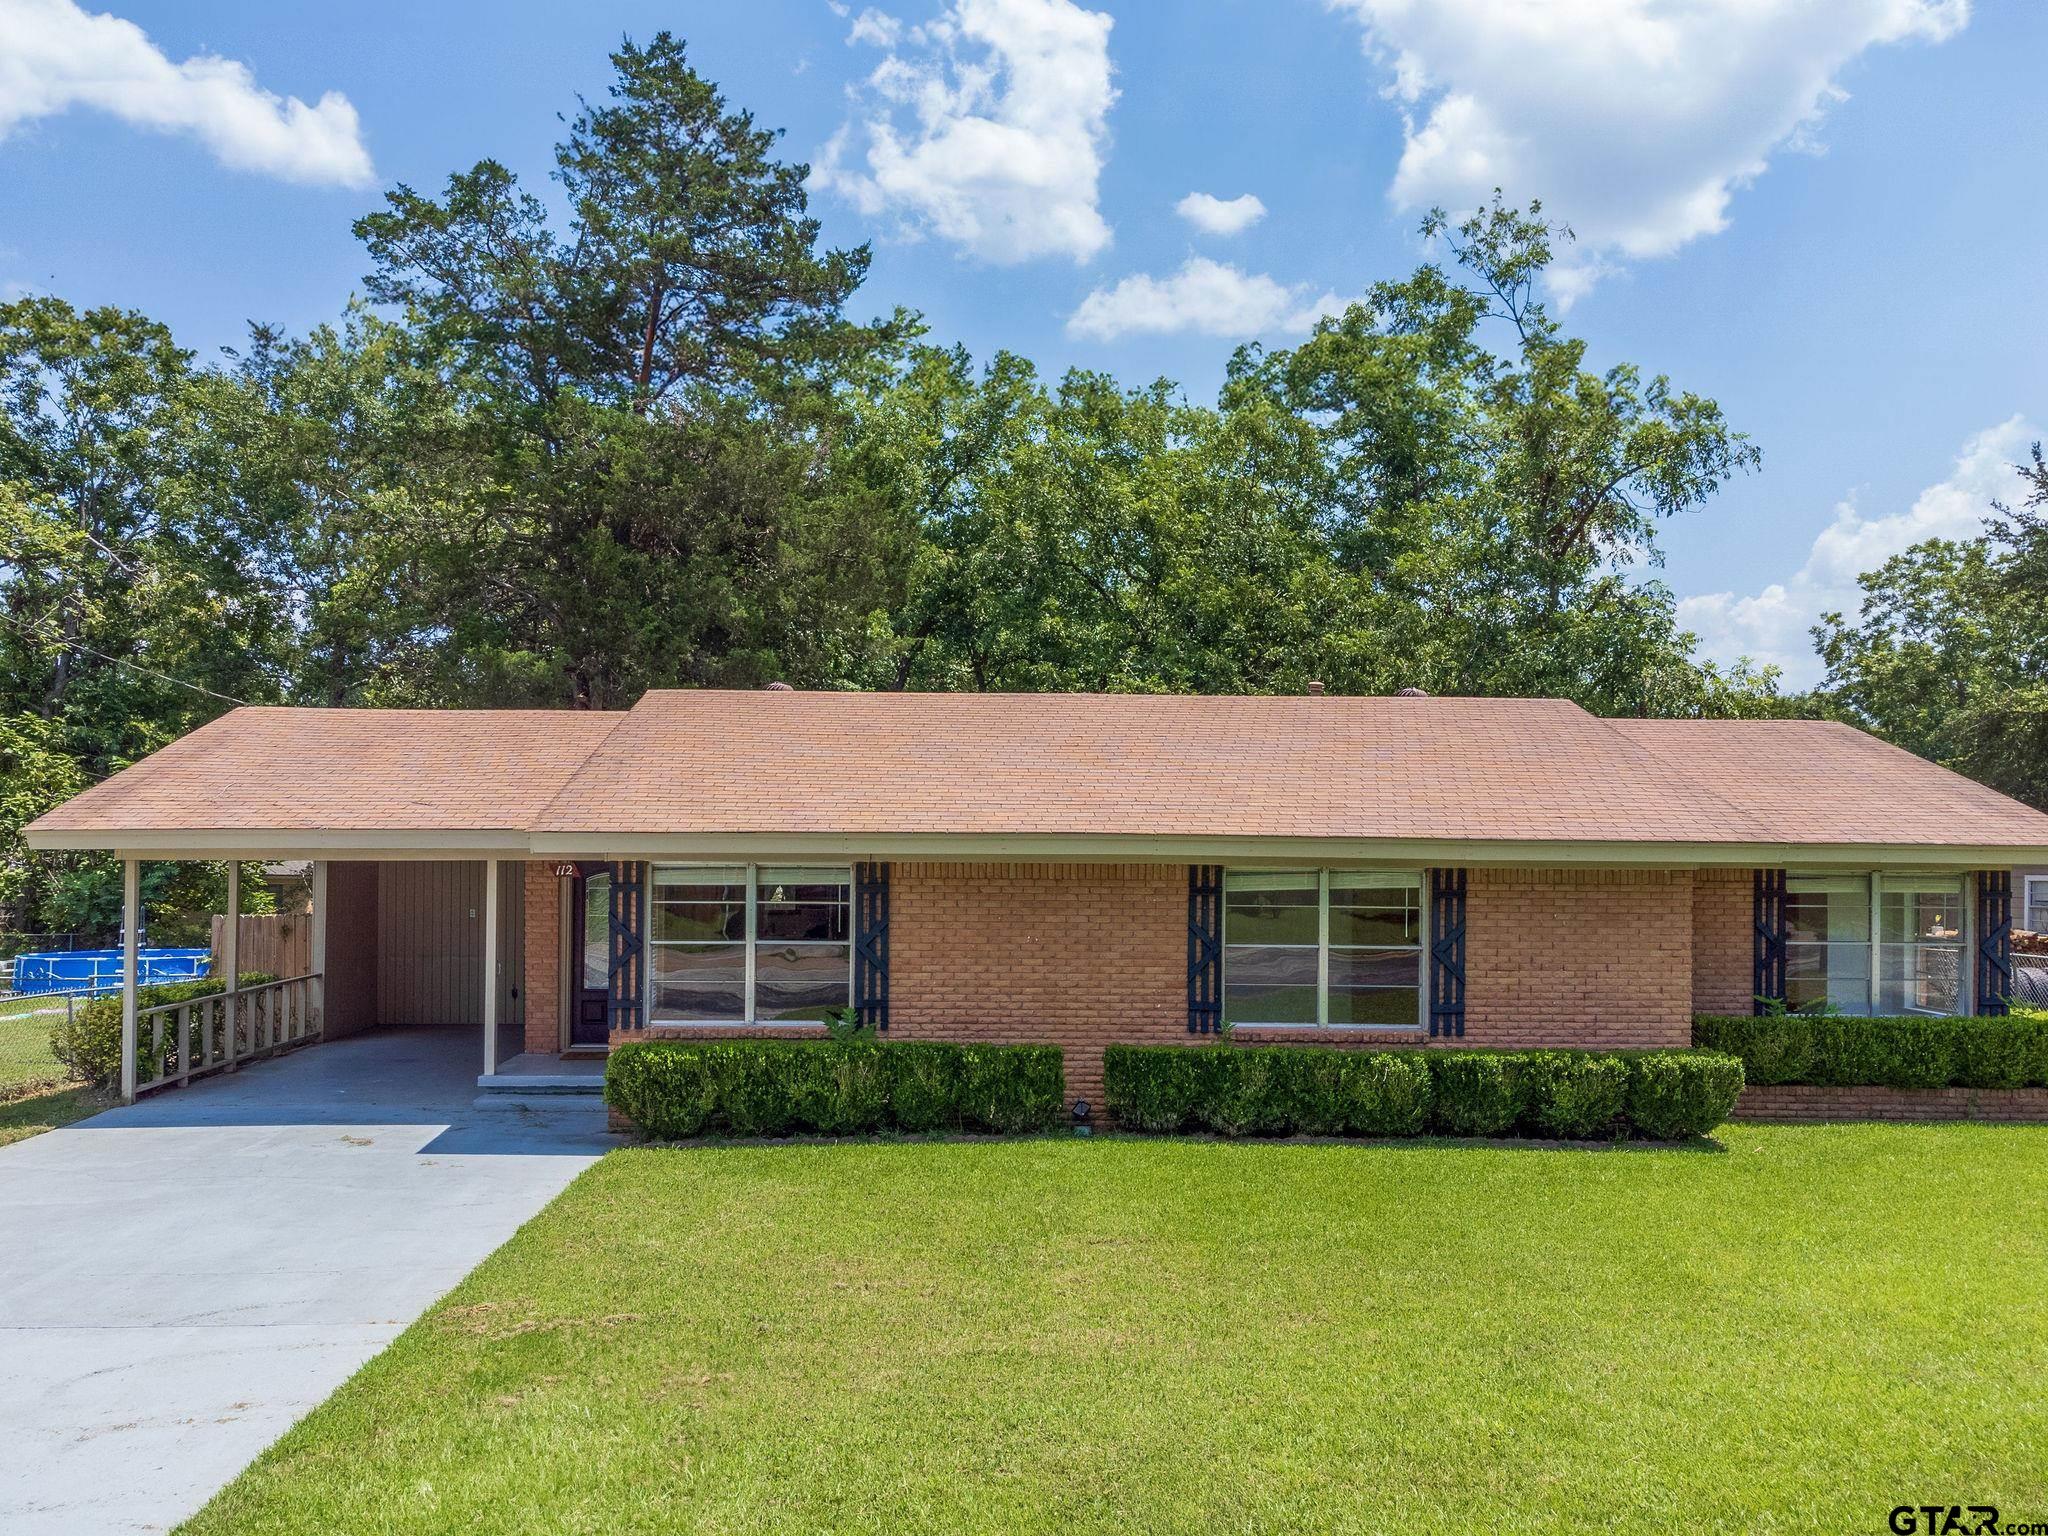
347;33;910;707
1816;447;2048;808
0;299;290;932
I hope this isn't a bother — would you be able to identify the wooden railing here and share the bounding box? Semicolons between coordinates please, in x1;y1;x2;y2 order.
135;973;323;1095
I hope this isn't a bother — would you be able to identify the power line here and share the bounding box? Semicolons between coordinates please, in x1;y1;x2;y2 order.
0;609;252;708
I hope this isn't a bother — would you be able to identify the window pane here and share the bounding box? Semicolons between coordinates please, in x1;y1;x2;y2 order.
651;901;744;943
653;867;746;900
1328;891;1419;946
649;940;746;1021
582;872;610;991
650;983;746;1022
649;943;745;985
754;943;849;1020
1224;874;1318;946
1880;882;1963;944
1222;943;1317;1025
755;869;850;943
1329;985;1420;1027
1786;877;1869;944
1787;942;1871;1015
1878;943;1963;1015
1328;948;1421;987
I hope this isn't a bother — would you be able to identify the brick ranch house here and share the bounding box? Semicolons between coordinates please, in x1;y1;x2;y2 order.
24;689;2048;1109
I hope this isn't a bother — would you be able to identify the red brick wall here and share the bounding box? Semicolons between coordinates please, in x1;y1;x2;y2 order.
522;862;561;1055
1736;1085;2048;1123
890;861;1185;1109
1691;867;1752;1016
1464;867;1692;1049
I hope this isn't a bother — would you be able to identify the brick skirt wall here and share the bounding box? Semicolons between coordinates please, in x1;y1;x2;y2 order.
1735;1085;2048;1123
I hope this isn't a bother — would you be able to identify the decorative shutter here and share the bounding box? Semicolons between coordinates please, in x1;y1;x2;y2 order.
1428;867;1467;1039
1976;870;2013;1017
1752;868;1787;1014
607;860;645;1033
854;861;890;1031
1187;865;1222;1034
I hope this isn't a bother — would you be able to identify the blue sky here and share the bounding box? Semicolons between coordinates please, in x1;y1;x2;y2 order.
3;0;2043;685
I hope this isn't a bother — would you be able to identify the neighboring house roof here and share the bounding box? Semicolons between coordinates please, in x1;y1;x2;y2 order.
24;690;2048;862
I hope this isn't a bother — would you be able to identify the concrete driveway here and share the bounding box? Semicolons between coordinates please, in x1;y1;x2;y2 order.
0;1025;616;1534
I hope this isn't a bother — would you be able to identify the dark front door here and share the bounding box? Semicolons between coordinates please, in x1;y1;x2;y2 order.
569;868;612;1047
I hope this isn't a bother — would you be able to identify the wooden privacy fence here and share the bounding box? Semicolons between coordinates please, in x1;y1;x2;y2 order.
210;913;311;982
135;973;323;1095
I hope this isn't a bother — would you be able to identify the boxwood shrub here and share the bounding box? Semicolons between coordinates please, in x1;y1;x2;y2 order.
605;1037;1064;1140
1102;1044;1745;1142
1694;1012;2048;1091
51;972;275;1088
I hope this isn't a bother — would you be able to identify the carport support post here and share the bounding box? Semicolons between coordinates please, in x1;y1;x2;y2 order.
309;861;327;1032
482;858;500;1078
119;856;139;1103
223;861;239;1068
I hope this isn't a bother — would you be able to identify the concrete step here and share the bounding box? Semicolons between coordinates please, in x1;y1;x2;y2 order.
475;1074;604;1095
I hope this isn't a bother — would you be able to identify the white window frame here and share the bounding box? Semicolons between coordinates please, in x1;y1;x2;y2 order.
1786;870;1972;1017
1221;868;1428;1034
644;863;854;1028
2024;875;2048;935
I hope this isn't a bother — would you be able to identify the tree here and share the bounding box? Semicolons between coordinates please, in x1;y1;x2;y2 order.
0;298;291;931
1816;447;2048;809
1236;196;1769;715
856;197;1780;715
347;33;911;707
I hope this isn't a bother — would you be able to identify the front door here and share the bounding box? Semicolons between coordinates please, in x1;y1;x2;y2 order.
569;868;612;1048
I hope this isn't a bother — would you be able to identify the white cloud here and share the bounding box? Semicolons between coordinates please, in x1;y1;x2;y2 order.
1176;191;1266;236
1067;257;1352;341
1325;0;1967;299
847;8;903;46
1678;415;2035;685
0;0;373;187
815;0;1116;264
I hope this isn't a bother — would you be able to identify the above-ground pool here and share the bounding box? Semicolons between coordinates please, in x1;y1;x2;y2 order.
7;948;212;996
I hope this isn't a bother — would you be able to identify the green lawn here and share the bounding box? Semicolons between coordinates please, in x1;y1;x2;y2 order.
185;1128;2048;1535
0;1080;112;1146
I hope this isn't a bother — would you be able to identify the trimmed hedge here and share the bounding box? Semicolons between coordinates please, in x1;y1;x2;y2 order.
604;1038;1065;1140
51;972;274;1088
1103;1044;1745;1142
1694;1012;2048;1091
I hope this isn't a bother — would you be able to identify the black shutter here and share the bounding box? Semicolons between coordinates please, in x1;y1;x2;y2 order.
1428;867;1467;1039
854;861;890;1031
1752;868;1787;1014
607;860;645;1032
1976;870;2013;1017
1187;865;1222;1034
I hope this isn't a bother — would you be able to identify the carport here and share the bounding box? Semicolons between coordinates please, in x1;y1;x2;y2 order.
22;706;626;1102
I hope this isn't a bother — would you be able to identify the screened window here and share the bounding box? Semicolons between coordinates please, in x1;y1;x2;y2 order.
2025;875;2047;935
1786;873;1965;1016
1223;870;1423;1030
647;865;851;1024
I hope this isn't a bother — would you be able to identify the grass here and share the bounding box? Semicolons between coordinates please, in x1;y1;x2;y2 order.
184;1127;2048;1535
0;1079;112;1147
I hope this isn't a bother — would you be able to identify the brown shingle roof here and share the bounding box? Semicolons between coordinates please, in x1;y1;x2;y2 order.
25;690;2048;855
28;707;625;834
